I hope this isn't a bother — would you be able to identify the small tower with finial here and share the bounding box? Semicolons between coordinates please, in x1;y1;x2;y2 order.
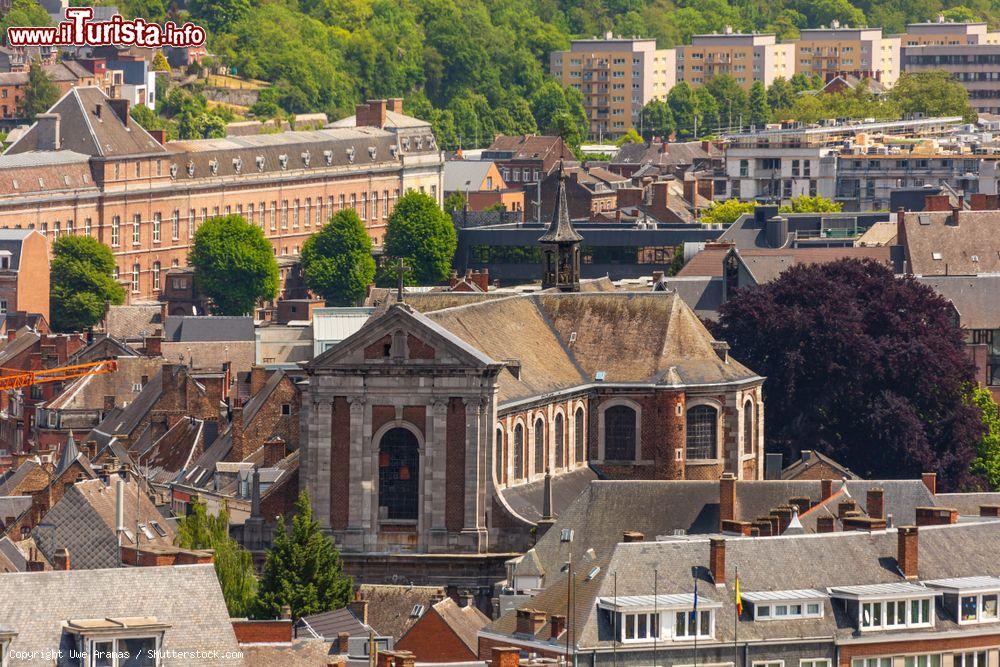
539;161;583;292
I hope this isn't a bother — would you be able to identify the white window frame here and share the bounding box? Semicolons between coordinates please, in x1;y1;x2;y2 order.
152;212;161;242
958;592;1000;624
111;216;120;247
673;608;714;641
753;600;823;620
171;210;180;240
619;611;661;642
903;656;941;667
132;214;141;245
859;597;933;631
83;634;162;667
800;661;831;667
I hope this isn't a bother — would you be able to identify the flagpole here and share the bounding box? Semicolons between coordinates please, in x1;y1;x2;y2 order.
653;569;658;667
734;565;739;667
693;570;698;667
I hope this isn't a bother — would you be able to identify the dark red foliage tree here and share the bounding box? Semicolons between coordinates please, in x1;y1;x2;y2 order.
713;258;983;489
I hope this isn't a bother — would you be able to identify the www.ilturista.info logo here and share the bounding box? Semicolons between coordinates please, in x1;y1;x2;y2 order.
7;7;206;47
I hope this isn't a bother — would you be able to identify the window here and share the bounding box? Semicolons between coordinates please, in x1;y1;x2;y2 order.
959;592;999;624
171;210;179;239
0;299;7;313
85;217;92;236
754;663;783;667
82;635;159;667
152;212;161;242
603;404;636;461
754;600;822;620
575;408;585;463
674;609;713;639
281;201;289;228
533;418;545;474
281;403;291;416
860;598;931;630
131;263;140;293
293;199;300;227
378;427;420;521
111;216;120;246
152;262;160;291
554;413;565;468
513;423;524;479
621;612;660;641
495;427;504;483
686;405;718;460
270;202;277;231
904;657;941;667
853;660;891;667
132;214;141;245
956;654;988;667
743;400;754;454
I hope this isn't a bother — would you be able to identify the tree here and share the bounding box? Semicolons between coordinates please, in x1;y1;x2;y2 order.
301;209;376;306
615;128;644;146
668;82;698;137
151;51;171;72
889;71;978;124
748;81;770;127
256;491;353;620
700;199;756;227
443;191;466;213
703;75;748;129
175;503;258;616
50;236;125;332
189;215;279;315
971;387;1000;491
640;98;675;140
667;244;685;276
187;0;250;32
780;195;842;213
0;0;51;38
714;259;984;489
384;191;458;284
767;77;796;116
18;60;58;121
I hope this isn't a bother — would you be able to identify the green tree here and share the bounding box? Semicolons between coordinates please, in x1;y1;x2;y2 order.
640;98;675;140
668;83;698;137
50;236;126;332
704;75;748;130
693;87;720;134
443;191;466;213
889;71;978;124
790;72;821;94
300;209;376;306
780;195;842;213
767;77;796;116
175;503;258;617
971;387;1000;490
187;0;250;33
748;81;770;127
701;200;756;227
256;491;353;620
0;0;51;38
668;244;685;276
384;191;457;284
18;60;58;121
189;215;279;315
615;127;644;146
151;51;171;72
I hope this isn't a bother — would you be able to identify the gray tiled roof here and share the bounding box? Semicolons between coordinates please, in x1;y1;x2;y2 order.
917;274;1000;329
0;564;241;666
164;316;254;342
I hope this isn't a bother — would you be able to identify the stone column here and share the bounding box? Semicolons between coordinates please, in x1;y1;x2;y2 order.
310;398;333;530
463;397;482;532
428;400;449;535
346;396;367;550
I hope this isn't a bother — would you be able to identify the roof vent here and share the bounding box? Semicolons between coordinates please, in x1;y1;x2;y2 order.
594;371;606;382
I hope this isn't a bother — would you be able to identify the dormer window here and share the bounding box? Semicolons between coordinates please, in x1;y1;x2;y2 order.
278;154;288;170
926;576;1000;625
741;589;825;620
368;146;377;159
65;617;168;667
256;155;265;171
323;149;333;165
186;161;195;177
830;583;934;632
301;150;311;167
209;159;218;176
233;157;243;173
598;594;717;643
347;147;356;163
169;164;177;178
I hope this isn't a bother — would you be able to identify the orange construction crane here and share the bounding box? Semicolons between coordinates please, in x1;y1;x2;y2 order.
0;360;118;391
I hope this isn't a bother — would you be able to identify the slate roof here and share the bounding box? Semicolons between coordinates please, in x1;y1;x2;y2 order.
499;465;597;523
0;327;39;365
328;109;431;130
443;160;496;192
902;210;1000;275
484;135;572;163
781;449;859;480
916;274;1000;329
102;304;163;341
539;165;583;244
489;521;1000;649
0;564;241;666
424;292;760;405
0;458;42;496
134;417;204;485
357;584;446;640
163;316;254;342
0;536;26;572
89;369;164;445
243;638;341;666
657;276;724;321
676;246;892;279
855;220;897;246
296;607;371;640
0;153;94;196
611;140;720;168
7;87;166;157
32;476;174;569
936;492;1000;516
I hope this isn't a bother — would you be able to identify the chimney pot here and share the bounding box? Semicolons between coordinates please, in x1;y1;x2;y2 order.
54;547;70;570
921;472;937;495
622;531;644;543
821;478;833;499
866;488;885;520
719;473;736;530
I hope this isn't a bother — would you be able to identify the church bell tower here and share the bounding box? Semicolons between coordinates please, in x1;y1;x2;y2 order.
539;162;583;292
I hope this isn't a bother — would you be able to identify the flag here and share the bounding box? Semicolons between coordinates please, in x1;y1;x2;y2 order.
693;575;699;611
734;569;743;617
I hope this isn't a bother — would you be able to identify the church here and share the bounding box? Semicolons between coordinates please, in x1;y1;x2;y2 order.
300;166;765;565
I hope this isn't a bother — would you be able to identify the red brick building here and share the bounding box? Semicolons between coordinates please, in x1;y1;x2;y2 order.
0;90;443;300
395;597;489;662
0;229;50;321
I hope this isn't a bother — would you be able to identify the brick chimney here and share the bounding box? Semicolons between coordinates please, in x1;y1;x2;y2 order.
347;597;369;625
898;526;918;579
709;537;725;585
915;506;958;526
752;518;772;537
921;472;937;495
281;604;292;620
923;194;952;211
837;499;857;519
230;405;249;462
771;506;793;534
816;516;835;533
144;334;162;357
821;479;833;500
108;98;130;127
980;505;1000;517
622;530;644;543
843;515;886;532
719;473;736;529
721;520;753;536
264;437;286;467
54;547;70;570
649;180;670;219
789;496;811;516
250;365;270;397
356;100;387;129
866;488;884;520
549;614;566;639
387;98;404;114
896;208;907;263
683;177;697;206
149;128;167;145
491;647;521;667
515;609;547;636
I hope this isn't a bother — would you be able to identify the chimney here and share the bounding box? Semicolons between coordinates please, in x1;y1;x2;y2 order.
264;437;286;467
837;499;857;519
816;516;835;533
721;520;753;536
821;479;833;500
250;365;270;397
866;488;884;520
895;207;907;261
898;526;918;579
789;496;811;516
980;505;1000;517
108;98;130;126
54;547;70;570
491;647;521;667
337;632;350;653
144;334;162;357
921;472;937;495
752;518;773;537
387;98;404;114
149;128;167;145
347;598;369;625
843;515;886;532
949;205;961;227
515;609;547;636
622;530;644;543
549;614;566;639
35;113;61;151
682;177;697;206
709;537;725;584
720;473;736;529
461;591;475;608
356;100;387;129
915;506;958;526
230;406;248;462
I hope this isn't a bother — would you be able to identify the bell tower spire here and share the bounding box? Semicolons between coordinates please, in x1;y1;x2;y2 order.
539;161;582;292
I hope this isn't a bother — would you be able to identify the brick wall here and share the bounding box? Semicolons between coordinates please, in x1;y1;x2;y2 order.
231;620;293;644
330;396;351;530
395;607;477;662
838;635;1000;665
445;398;466;531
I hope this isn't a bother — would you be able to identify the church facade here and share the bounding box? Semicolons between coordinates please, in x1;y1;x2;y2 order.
300;171;766;558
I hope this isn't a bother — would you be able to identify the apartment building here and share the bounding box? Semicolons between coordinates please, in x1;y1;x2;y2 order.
796;22;901;85
676;28;794;90
550;33;676;139
903;17;1000;46
0;90;443;300
902;44;1000;116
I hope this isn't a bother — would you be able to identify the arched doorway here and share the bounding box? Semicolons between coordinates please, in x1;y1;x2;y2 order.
378;427;419;521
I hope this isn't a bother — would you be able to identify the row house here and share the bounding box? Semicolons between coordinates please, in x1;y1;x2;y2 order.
0;89;443;300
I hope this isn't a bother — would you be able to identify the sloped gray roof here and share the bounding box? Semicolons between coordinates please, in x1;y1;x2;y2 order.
0;564;240;665
164;316;254;342
917;274;1000;329
296;607;370;640
443;160;495;192
499;465;597;523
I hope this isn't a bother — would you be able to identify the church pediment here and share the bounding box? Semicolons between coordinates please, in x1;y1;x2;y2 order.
307;303;501;370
